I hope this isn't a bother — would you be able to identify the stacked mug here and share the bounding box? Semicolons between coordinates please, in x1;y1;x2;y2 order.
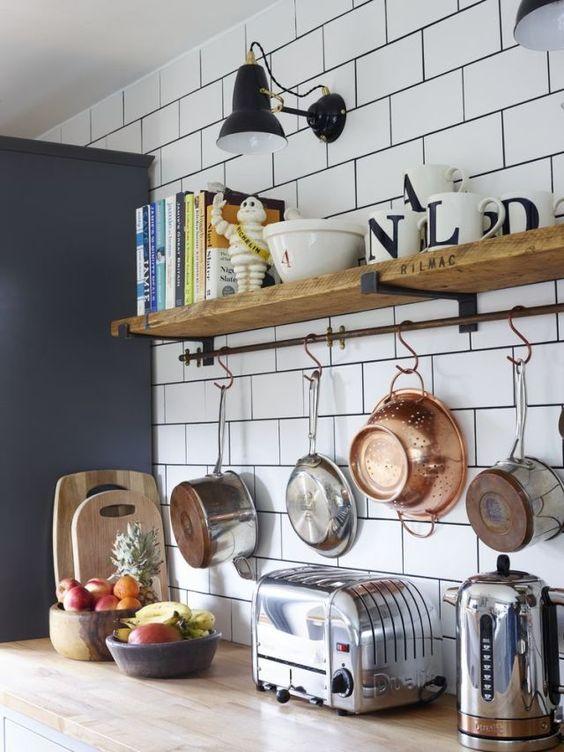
367;164;564;263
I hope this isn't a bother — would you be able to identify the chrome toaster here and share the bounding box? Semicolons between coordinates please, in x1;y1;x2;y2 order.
252;566;446;715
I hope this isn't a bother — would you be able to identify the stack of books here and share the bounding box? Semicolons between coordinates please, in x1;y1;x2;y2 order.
136;189;285;315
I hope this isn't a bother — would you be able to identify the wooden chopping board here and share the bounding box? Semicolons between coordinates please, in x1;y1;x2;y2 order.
71;489;169;600
53;469;159;583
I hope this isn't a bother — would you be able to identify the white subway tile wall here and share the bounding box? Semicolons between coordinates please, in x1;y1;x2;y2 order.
42;0;564;685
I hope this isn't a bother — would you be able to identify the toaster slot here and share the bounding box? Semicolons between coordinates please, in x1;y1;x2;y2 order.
403;580;436;656
354;585;380;665
379;580;410;661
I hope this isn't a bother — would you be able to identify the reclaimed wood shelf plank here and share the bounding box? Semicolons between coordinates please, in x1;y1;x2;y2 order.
111;225;564;339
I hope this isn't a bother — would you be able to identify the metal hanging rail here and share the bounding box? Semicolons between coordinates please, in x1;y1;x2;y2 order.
180;301;564;365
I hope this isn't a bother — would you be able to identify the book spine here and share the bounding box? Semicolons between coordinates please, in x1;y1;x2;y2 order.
156;199;166;311
142;205;150;314
205;248;236;300
174;192;185;308
135;207;144;315
149;203;157;313
165;195;176;309
184;193;194;305
193;193;204;303
197;191;208;300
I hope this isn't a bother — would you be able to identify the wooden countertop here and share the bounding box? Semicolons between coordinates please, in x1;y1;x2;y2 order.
0;639;461;752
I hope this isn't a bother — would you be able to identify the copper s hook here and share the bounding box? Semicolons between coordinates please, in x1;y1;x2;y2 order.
303;333;322;382
395;321;420;375
214;349;234;390
507;306;532;366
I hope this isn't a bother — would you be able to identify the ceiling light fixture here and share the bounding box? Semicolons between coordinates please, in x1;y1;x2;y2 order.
514;0;564;49
216;41;347;155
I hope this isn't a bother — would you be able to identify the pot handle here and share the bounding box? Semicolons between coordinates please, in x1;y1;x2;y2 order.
306;369;321;456
545;588;564;694
213;386;228;476
509;361;527;462
442;586;458;607
397;511;436;538
233;557;255;580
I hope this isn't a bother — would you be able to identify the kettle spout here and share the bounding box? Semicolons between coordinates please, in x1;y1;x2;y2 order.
443;586;459;607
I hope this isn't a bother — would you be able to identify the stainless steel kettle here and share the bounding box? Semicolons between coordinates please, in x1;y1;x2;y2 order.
443;555;564;751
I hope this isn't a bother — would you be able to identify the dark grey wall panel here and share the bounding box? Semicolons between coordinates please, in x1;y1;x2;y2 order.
0;138;152;641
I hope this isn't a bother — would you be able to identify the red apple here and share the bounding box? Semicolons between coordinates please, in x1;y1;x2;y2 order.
94;594;119;612
128;623;182;645
56;577;80;603
63;585;94;612
84;578;113;602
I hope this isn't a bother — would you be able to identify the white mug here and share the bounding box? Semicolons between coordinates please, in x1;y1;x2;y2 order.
419;192;506;251
367;209;423;263
501;190;564;234
404;164;470;213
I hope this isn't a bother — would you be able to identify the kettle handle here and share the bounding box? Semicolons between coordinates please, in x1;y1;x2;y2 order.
545;588;564;695
443;586;458;607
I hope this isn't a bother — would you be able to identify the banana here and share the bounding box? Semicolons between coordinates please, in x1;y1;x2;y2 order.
133;601;192;625
188;609;215;632
113;627;132;643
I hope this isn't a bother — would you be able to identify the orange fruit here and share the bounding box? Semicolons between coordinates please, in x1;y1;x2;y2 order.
113;575;140;600
116;596;142;610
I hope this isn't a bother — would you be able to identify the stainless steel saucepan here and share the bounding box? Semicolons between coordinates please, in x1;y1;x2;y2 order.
171;373;257;579
467;360;564;552
286;343;357;557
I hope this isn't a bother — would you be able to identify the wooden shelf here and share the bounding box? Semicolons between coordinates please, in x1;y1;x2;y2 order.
111;226;564;340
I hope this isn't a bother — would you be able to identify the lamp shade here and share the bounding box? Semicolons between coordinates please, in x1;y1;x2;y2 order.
217;62;287;155
514;0;564;50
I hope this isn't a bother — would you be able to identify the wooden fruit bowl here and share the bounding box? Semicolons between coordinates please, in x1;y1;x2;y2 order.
49;603;137;662
106;631;221;678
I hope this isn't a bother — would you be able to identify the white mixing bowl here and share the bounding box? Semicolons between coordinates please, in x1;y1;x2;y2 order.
263;219;365;283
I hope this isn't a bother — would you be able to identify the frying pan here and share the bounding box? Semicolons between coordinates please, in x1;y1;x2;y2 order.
467;361;564;551
171;384;257;579
286;368;357;557
349;369;466;537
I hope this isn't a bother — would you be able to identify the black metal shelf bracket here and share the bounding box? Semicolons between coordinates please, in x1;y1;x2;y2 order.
116;322;215;366
361;271;478;334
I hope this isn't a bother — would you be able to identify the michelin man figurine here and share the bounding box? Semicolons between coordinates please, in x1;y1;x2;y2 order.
211;192;271;293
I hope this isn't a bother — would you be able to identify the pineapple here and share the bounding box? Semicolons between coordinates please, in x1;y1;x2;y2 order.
111;522;163;605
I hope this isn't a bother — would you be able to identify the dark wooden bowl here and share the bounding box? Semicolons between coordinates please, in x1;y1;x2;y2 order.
49;603;137;661
106;631;221;678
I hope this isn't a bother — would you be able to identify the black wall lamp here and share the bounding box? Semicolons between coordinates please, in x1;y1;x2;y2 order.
514;0;564;49
217;41;347;155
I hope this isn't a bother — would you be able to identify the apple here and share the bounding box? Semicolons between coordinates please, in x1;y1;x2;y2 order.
128;623;182;645
56;577;80;603
85;578;113;602
94;594;120;611
63;585;94;612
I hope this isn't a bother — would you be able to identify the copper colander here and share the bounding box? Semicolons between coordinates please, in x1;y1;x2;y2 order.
349;377;466;531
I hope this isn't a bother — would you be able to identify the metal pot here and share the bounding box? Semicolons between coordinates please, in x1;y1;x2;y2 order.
467;361;564;552
286;368;357;557
349;369;466;536
170;385;257;579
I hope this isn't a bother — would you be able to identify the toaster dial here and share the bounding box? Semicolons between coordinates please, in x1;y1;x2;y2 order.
331;669;354;698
